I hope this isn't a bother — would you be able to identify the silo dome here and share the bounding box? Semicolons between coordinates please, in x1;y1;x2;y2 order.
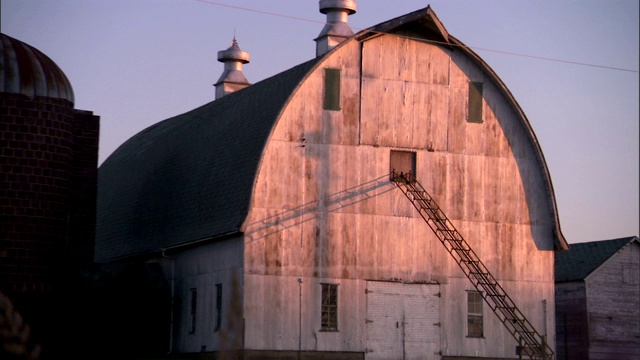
0;32;75;103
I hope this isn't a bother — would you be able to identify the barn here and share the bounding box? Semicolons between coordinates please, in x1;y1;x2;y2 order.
555;236;640;360
96;2;568;359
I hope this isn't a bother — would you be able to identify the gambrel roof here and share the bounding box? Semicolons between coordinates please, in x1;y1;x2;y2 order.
555;236;640;282
96;6;567;262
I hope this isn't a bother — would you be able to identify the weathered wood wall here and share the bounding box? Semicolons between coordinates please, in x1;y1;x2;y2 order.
164;237;244;353
555;281;589;360
586;242;640;360
242;31;557;358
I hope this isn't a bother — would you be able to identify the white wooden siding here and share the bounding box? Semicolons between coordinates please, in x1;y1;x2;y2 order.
168;239;244;353
242;31;557;358
585;242;640;359
243;275;367;352
365;281;441;360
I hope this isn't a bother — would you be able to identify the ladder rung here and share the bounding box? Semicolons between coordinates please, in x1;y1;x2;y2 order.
488;294;508;299
442;236;464;242
453;247;471;253
440;231;461;237
469;271;489;276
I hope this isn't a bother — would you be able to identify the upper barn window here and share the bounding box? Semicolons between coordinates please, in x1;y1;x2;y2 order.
468;81;484;123
323;68;341;111
390;150;416;182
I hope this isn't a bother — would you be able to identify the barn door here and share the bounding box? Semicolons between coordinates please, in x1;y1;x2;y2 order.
366;282;440;360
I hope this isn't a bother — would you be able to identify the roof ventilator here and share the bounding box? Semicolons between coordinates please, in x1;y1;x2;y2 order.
314;0;357;57
214;37;251;99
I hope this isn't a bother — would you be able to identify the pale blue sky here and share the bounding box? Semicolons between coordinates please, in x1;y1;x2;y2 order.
2;0;638;244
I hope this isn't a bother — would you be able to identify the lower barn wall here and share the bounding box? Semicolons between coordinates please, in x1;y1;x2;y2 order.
554;281;588;360
168;237;245;354
242;350;363;360
585;242;640;360
441;277;555;359
243;274;555;359
157;350;364;360
243;275;367;353
442;357;518;360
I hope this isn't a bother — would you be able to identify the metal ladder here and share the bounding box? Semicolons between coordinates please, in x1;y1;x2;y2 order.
390;170;554;360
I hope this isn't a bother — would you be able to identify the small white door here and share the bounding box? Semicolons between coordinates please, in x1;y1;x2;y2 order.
366;281;440;360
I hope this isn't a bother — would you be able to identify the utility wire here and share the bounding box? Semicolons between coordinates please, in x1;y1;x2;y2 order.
196;0;639;73
196;0;326;25
467;46;638;73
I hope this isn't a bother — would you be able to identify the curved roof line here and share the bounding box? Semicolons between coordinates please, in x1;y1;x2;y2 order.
96;5;569;262
0;33;75;103
96;58;321;261
348;6;568;250
449;34;568;250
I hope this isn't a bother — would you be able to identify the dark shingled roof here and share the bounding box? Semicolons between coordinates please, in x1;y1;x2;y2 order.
555;236;639;282
96;5;571;261
95;58;320;261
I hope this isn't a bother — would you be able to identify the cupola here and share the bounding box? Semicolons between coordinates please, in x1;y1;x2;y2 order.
214;37;250;99
314;0;357;56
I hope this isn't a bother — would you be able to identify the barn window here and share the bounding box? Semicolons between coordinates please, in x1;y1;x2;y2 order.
324;68;341;111
390;150;416;182
467;291;483;337
623;266;638;285
468;81;483;123
214;283;223;331
189;288;197;334
321;283;338;331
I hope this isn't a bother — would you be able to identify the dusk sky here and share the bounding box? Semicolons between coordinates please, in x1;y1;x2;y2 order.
2;0;638;245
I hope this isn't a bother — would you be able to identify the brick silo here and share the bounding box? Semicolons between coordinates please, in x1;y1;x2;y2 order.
0;33;100;356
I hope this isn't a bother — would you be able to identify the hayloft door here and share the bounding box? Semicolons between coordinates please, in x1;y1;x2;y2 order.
365;281;441;360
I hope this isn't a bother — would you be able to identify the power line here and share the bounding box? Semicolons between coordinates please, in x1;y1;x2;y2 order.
196;0;639;74
463;46;638;73
196;0;326;25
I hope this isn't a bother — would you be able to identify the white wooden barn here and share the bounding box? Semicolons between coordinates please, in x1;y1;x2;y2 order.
96;2;569;359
